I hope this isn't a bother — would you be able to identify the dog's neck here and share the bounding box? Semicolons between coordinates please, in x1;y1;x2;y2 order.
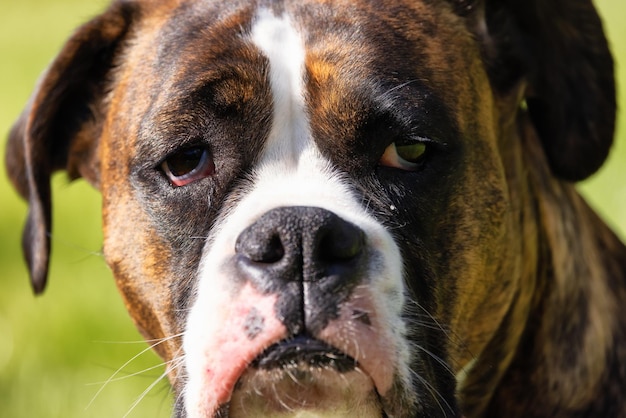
472;114;626;417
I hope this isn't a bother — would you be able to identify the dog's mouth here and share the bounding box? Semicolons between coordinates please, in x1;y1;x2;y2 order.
250;334;357;372
227;335;384;418
183;284;401;417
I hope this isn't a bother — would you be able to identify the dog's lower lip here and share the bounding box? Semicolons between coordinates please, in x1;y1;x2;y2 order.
230;335;385;418
251;334;357;372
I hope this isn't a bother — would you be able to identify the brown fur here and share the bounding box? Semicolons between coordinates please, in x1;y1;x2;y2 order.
5;0;625;416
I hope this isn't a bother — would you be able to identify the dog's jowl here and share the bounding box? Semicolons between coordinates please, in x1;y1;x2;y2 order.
5;0;625;417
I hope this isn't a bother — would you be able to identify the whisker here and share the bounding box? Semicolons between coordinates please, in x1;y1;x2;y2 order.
86;333;183;410
285;367;303;386
124;352;186;418
411;370;455;417
382;79;419;96
122;366;172;418
405;300;449;335
162;347;188;413
48;233;105;258
92;338;169;345
413;344;455;377
172;383;187;416
86;358;177;386
404;299;476;377
272;374;294;412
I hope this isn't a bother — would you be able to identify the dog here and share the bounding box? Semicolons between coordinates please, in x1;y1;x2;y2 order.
5;0;626;416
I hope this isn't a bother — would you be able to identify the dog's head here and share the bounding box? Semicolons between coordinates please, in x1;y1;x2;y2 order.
6;0;615;416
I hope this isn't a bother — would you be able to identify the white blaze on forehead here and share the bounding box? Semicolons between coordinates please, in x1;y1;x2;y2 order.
251;9;309;164
245;8;352;209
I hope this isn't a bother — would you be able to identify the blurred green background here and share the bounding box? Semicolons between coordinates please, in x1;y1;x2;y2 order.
0;0;624;417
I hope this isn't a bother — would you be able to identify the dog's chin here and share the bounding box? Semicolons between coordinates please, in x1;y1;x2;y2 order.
229;366;382;417
228;337;384;418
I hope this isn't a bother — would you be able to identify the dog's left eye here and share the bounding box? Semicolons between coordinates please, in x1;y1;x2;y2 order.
379;141;428;171
161;147;215;187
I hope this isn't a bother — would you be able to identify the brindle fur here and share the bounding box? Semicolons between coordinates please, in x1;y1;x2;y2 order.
5;0;625;416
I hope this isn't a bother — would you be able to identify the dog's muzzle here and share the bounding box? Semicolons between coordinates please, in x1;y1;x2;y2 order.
184;206;402;416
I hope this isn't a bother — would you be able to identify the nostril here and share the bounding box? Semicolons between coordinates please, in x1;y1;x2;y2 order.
262;235;285;263
236;232;285;263
318;225;364;262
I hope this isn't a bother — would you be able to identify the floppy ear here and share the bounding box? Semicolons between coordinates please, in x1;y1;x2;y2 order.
459;0;616;181
4;1;137;294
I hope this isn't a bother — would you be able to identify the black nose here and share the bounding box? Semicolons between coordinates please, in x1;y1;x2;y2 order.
235;207;366;334
235;207;365;291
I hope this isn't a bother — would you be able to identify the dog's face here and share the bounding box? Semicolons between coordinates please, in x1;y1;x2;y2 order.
102;4;511;415
6;0;615;417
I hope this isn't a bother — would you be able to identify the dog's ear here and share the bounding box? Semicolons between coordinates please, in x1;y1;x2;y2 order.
458;0;616;182
5;1;137;294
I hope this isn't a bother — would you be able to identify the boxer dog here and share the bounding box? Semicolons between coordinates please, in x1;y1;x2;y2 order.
5;0;626;416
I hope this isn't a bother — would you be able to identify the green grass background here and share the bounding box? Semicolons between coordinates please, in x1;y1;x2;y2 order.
0;1;624;417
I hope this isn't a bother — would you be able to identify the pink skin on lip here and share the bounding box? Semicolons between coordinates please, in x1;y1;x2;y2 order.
200;283;288;414
319;286;397;396
198;284;396;415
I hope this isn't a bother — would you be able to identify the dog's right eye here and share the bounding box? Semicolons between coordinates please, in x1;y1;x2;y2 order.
379;140;429;171
161;147;215;187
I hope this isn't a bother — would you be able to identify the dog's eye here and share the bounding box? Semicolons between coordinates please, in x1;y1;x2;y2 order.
379;141;427;171
161;147;215;187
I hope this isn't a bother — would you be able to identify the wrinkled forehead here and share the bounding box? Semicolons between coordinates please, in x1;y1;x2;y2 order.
129;0;475;99
150;0;456;65
113;0;482;156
